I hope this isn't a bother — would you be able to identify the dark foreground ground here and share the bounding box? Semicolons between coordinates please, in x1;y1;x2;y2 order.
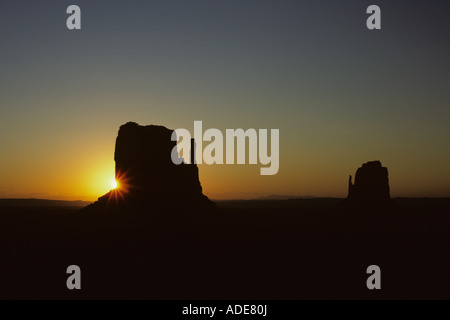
0;198;449;299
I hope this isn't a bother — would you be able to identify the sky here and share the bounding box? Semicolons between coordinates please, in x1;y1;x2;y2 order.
0;0;449;200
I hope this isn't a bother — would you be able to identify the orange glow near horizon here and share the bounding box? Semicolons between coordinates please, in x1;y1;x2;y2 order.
1;142;450;202
1;130;450;202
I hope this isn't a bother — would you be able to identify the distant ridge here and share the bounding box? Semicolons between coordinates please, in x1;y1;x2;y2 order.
0;199;92;207
257;194;316;200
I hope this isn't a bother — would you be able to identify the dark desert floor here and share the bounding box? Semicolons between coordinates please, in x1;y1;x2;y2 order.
0;198;449;299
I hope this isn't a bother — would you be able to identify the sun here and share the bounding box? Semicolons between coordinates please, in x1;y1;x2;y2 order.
110;178;118;190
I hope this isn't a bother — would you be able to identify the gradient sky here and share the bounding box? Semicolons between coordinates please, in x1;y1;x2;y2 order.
1;0;449;200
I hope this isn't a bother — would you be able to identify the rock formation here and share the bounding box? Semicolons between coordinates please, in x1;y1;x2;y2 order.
82;122;215;215
347;160;390;201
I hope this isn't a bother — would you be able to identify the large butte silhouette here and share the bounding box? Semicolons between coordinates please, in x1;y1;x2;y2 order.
82;122;215;215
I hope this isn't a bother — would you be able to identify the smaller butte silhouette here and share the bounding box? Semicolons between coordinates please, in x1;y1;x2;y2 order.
348;160;390;201
82;122;215;215
339;160;394;211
